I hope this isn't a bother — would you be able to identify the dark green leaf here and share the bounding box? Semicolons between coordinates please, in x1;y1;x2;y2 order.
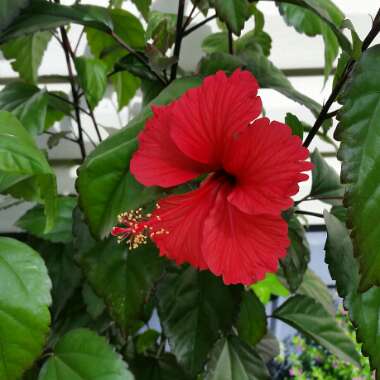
79;239;163;330
285;112;303;138
202;32;229;54
157;266;242;376
45;91;72;130
115;53;158;81
75;57;107;109
191;0;210;16
0;2;113;42
136;329;160;354
278;0;345;78
310;149;343;204
255;333;280;364
330;204;348;223
214;0;248;35
324;211;380;372
206;335;270;380
82;282;105;320
250;273;289;304
0;0;29;31
0;237;51;380
297;269;335;315
112;71;140;110
1;31;51;84
77;76;201;239
38;328;133;380
335;45;380;291
273;294;361;366
0;82;48;135
281;215;310;292
0;111;57;230
17;196;76;243
131;353;192;380
237;291;267;345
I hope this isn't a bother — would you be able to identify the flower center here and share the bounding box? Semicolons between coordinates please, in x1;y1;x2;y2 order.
111;205;168;249
218;170;237;186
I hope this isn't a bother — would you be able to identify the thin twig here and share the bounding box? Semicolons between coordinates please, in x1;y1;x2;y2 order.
182;3;197;32
110;31;167;85
295;210;324;219
228;28;234;55
170;0;186;81
74;27;85;54
183;14;217;37
86;100;103;142
44;130;77;143
303;7;380;148
0;200;24;211
324;109;339;120
49;92;92;117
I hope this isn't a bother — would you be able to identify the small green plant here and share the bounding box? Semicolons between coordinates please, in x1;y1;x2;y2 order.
277;308;373;380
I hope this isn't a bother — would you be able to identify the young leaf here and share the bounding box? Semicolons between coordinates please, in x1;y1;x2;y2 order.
0;82;48;135
281;215;310;292
146;11;177;53
0;111;57;230
285;112;303;139
76;76;201;239
214;0;248;35
251;273;289;304
16;196;76;243
310;149;344;204
237;291;267;345
324;211;380;372
0;237;52;380
0;31;51;84
157;266;242;377
79;239;163;330
335;45;380;291
206;336;270;380
38;328;133;380
75;57;107;109
273;294;361;367
111;71;140;111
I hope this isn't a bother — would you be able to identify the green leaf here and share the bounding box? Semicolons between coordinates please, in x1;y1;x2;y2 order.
17;196;76;243
199;51;322;117
82;283;105;320
277;0;345;78
79;239;163;330
280;215;310;292
214;0;248;35
324;211;380;372
256;333;280;364
136;329;160;354
202;32;229;54
285;112;303;138
0;2;113;42
146;11;177;53
1;31;51;84
157;266;242;376
77;76;201;239
297;269;335;315
273;294;361;367
0;237;51;380
310;149;343;204
131;0;151;20
237;292;267;346
131;353;192;380
0;111;57;230
206;336;270;380
38;328;133;380
0;0;29;31
111;71;140;111
0;82;48;135
75;57;107;109
335;45;380;291
251;273;289;304
85;8;145;71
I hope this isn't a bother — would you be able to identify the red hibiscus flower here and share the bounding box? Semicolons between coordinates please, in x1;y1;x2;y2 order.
112;69;312;285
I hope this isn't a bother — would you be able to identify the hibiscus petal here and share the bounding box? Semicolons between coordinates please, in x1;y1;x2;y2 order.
148;177;222;269
130;105;209;187
203;185;290;285
170;69;262;166
224;118;313;215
